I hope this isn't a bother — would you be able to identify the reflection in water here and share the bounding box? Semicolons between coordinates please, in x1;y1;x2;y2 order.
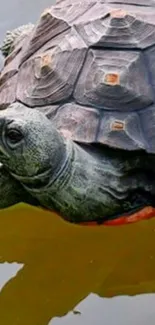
0;262;23;291
0;204;155;324
50;293;155;325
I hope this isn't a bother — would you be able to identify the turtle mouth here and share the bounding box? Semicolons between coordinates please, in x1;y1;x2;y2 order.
10;139;74;192
10;166;53;188
0;144;10;158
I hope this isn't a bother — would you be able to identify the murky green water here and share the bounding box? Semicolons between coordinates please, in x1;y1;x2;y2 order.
1;1;155;324
1;204;155;325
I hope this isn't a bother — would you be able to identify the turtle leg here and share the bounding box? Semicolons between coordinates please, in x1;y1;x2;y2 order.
1;23;34;57
0;164;39;209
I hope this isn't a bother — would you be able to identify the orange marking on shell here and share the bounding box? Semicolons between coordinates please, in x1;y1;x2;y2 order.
39;54;52;74
104;73;120;86
110;9;127;18
41;54;51;67
110;120;125;131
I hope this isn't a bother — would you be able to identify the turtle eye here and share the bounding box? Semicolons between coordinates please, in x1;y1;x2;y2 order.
6;129;23;144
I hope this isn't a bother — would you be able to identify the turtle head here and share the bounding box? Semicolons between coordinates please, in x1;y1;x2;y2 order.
1;23;34;57
0;103;66;181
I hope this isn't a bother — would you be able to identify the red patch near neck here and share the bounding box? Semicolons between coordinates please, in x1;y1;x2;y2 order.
40;206;155;227
80;206;155;227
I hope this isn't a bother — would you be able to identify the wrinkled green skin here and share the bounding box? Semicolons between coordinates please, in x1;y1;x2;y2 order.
0;164;39;209
0;104;155;223
0;27;155;222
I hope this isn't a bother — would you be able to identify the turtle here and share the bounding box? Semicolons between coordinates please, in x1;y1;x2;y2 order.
1;0;155;226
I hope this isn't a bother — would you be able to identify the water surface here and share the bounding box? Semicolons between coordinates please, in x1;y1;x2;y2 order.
0;204;155;325
1;1;155;324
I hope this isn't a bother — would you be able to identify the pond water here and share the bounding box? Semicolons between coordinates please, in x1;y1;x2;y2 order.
1;1;155;324
1;205;155;325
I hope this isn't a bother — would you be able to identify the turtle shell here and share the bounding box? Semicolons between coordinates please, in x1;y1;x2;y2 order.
1;0;155;153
